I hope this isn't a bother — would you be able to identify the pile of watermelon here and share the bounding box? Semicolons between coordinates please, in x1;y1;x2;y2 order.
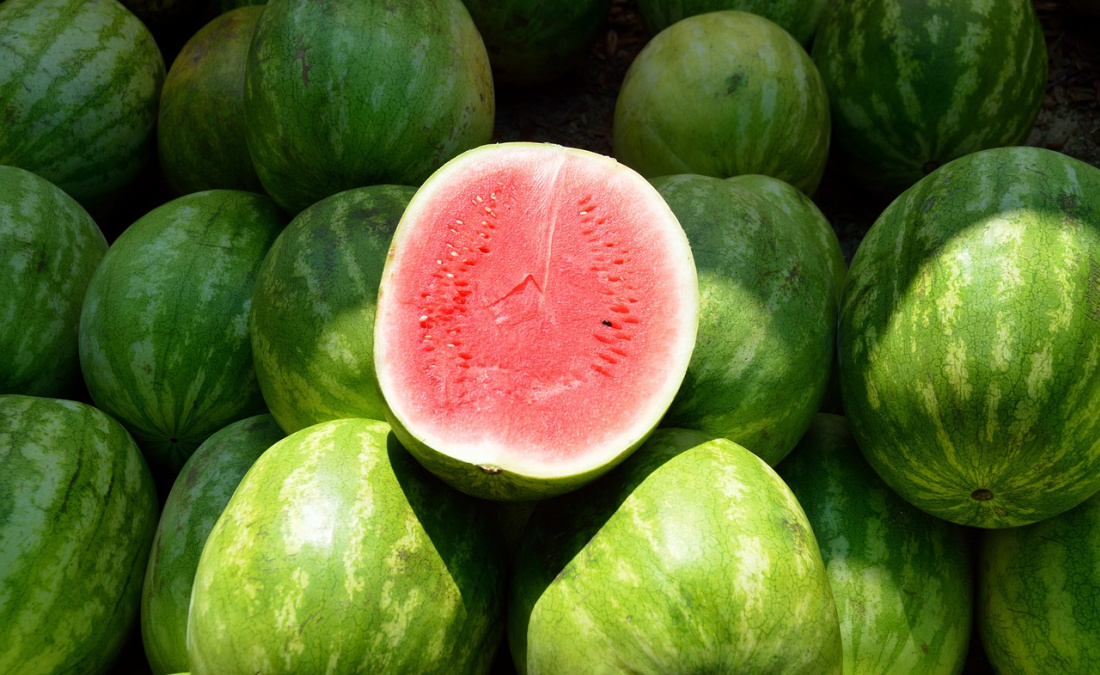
3;0;1100;673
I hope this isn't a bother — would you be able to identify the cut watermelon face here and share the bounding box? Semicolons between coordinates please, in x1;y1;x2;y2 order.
375;143;698;500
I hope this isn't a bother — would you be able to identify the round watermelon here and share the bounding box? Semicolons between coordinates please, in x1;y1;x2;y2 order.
0;395;158;675
838;146;1100;529
243;0;494;214
613;10;831;194
638;0;829;44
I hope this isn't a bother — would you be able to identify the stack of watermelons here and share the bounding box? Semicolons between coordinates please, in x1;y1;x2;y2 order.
2;0;1099;673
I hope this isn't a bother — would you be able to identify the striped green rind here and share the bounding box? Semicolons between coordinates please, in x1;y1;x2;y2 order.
0;395;158;675
653;174;836;466
978;491;1100;674
509;428;843;674
812;0;1046;196
778;414;973;675
462;0;611;85
79;190;287;481
613;11;830;194
159;6;265;196
186;419;506;675
251;185;416;435
838;146;1100;528
638;0;829;44
244;0;494;215
0;0;165;207
0;166;107;397
141;414;284;675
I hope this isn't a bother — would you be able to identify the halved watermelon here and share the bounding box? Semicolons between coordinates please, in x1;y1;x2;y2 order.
374;143;698;500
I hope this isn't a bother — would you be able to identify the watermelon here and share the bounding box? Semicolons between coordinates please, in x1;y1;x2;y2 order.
0;166;107;397
613;11;831;194
0;0;165;207
638;0;829;45
141;414;284;675
158;6;265;196
978;490;1100;673
838;146;1100;529
652;174;836;466
250;185;416;435
812;0;1047;195
509;427;843;674
778;414;973;674
373;142;699;500
0;395;158;675
461;0;611;85
244;0;495;214
186;418;506;674
79;190;287;480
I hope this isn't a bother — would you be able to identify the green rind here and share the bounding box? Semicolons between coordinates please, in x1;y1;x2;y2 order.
838;146;1100;528
186;419;506;674
812;0;1046;195
638;0;829;44
613;10;830;194
778;414;973;675
244;0;495;214
159;6;265;196
0;0;165;206
509;428;843;674
653;174;836;466
0;166;107;397
978;491;1100;674
0;395;159;675
140;414;284;675
79;190;287;480
251;185;416;435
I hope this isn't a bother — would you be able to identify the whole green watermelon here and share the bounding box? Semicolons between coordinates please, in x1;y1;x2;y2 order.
0;166;107;397
0;395;158;675
812;0;1046;195
187;419;506;674
0;0;165;207
638;0;829;44
838;146;1100;528
244;0;495;214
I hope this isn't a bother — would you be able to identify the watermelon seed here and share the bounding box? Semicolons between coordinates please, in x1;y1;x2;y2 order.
601;319;613;327
971;489;994;501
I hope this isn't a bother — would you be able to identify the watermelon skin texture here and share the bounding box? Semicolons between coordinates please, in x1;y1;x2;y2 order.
141;414;284;675
186;419;506;675
244;0;495;214
79;190;287;481
978;490;1100;674
251;185;416;435
0;395;159;675
653;174;836;466
779;414;973;675
812;0;1046;195
0;166;107;398
509;427;842;674
0;0;165;207
838;146;1100;529
638;0;829;44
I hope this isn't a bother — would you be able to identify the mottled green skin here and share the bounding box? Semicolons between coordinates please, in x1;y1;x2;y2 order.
653;175;835;466
79;191;287;481
187;419;506;675
509;428;843;674
244;0;495;214
141;414;283;675
0;0;165;206
812;0;1046;196
0;395;158;675
979;491;1100;674
779;414;973;675
613;11;830;194
462;0;611;85
159;6;265;196
838;146;1100;528
0;166;107;397
251;185;416;434
638;0;829;44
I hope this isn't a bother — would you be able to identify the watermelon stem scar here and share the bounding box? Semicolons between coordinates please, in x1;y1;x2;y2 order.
972;489;994;502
